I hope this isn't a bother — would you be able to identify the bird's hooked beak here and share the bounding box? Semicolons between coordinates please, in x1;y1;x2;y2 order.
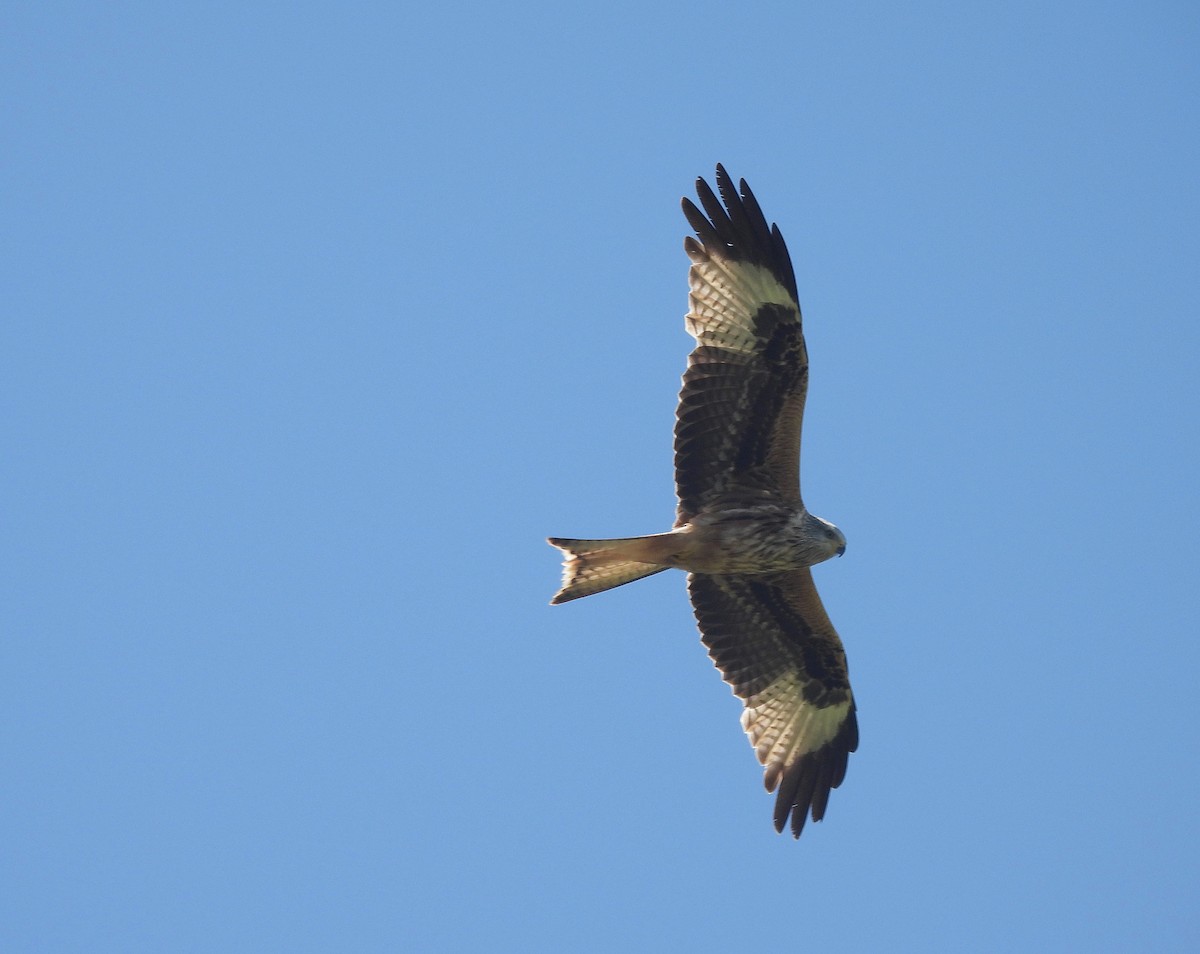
836;542;846;557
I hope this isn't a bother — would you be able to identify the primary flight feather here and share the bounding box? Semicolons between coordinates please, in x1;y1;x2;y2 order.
548;165;856;838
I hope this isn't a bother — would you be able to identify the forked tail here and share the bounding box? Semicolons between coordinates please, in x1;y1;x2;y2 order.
547;534;674;604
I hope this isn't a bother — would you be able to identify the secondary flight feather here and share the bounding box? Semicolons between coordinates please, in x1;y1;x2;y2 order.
548;165;856;838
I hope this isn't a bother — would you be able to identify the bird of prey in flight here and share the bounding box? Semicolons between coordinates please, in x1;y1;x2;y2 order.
548;165;856;838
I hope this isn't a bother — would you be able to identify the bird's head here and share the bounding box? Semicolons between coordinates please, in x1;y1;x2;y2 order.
804;513;846;564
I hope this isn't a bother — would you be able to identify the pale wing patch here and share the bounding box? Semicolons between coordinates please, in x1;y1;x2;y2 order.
741;672;853;792
685;256;799;351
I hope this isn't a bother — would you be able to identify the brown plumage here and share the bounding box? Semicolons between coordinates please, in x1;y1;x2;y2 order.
549;165;857;838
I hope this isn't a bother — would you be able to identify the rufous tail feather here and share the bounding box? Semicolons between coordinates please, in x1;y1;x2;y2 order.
547;535;673;604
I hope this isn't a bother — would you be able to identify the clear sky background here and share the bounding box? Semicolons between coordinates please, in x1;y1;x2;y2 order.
4;2;1198;951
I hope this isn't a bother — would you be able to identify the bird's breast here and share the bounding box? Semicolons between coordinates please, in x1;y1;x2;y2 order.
672;506;813;574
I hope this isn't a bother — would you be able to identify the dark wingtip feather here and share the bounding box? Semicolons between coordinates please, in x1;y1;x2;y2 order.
681;197;720;251
683;165;800;303
773;706;859;838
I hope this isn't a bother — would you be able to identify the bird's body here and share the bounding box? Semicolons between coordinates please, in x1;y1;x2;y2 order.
679;502;845;574
549;166;857;838
554;501;840;577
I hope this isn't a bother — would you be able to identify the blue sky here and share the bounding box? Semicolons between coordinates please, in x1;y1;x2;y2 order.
4;2;1198;951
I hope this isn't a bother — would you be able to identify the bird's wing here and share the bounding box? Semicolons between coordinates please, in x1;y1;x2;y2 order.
687;569;857;837
675;164;809;523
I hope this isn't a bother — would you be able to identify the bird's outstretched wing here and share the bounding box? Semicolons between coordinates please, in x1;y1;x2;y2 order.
688;569;857;837
676;164;809;523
